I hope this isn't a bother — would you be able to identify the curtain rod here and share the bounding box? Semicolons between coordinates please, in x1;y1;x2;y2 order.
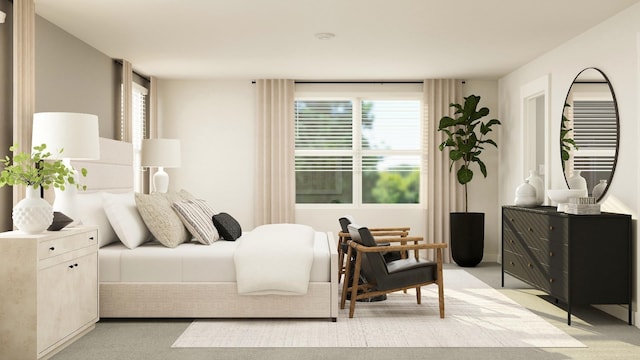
295;80;423;84
250;80;466;84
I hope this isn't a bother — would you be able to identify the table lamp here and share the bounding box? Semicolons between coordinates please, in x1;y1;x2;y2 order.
141;138;181;193
32;112;100;222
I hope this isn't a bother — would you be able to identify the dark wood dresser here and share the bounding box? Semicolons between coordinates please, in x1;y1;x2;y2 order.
501;206;631;325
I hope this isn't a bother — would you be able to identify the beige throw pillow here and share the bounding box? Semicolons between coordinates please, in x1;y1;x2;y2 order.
135;191;191;248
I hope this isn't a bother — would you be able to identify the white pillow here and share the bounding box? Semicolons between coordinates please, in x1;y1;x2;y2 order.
76;191;117;247
103;191;151;249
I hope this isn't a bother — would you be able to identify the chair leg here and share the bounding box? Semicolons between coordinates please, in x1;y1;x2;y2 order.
348;253;363;318
416;286;421;304
436;248;445;318
340;246;353;309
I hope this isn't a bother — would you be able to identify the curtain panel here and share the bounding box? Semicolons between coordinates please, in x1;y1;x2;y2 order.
423;79;464;263
12;0;36;208
254;79;296;225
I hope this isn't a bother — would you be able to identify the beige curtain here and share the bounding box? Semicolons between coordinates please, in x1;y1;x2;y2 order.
423;79;464;263
12;0;36;208
119;60;133;142
254;79;296;225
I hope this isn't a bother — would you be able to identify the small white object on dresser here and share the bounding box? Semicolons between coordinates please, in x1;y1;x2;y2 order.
0;226;99;360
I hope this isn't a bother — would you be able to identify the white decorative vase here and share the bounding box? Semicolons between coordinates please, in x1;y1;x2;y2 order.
526;169;544;205
514;180;538;207
12;186;54;234
592;179;607;201
567;170;588;190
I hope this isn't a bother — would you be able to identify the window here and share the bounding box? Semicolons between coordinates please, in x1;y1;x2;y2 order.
295;96;422;205
131;82;148;192
118;67;150;192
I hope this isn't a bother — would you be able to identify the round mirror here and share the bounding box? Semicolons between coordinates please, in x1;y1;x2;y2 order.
561;67;619;202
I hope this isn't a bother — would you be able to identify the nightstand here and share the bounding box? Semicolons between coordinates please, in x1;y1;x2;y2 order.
0;226;99;359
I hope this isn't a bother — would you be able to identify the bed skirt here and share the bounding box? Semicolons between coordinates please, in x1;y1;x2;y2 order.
99;281;338;320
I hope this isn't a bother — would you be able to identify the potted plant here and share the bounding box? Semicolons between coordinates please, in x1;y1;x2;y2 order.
437;94;501;267
0;144;86;233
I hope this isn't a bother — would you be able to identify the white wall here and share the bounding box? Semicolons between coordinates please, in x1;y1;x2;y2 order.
498;3;640;323
157;79;256;229
157;79;501;262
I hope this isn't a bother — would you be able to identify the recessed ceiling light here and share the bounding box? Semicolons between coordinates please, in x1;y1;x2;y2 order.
315;32;336;40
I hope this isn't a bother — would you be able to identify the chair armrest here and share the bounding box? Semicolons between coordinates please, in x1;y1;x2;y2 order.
339;231;410;241
369;227;410;232
373;235;418;244
350;240;447;253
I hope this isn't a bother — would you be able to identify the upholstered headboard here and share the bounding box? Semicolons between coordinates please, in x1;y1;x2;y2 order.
71;137;134;193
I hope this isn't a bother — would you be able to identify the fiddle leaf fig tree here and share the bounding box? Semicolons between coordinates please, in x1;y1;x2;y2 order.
437;95;501;212
0;144;87;190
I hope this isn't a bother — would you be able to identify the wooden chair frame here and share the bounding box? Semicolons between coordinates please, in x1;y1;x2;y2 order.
337;227;413;282
340;237;447;318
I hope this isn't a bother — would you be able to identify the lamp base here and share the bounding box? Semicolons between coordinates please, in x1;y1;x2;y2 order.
153;167;170;193
53;180;79;226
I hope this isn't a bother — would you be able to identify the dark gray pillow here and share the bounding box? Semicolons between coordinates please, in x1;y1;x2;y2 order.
212;212;242;241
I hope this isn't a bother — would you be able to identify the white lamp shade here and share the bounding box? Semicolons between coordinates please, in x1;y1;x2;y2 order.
32;112;100;160
141;138;181;168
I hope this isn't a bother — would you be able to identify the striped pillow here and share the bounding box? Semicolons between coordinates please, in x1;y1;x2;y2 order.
172;199;220;245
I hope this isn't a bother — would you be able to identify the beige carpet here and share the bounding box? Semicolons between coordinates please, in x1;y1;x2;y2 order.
172;269;585;348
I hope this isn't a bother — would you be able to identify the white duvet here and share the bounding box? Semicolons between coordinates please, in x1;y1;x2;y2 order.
233;223;315;295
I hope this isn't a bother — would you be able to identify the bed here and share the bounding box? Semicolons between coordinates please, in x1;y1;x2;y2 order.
73;138;339;320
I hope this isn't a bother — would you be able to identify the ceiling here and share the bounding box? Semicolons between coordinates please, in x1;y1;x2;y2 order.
34;0;640;80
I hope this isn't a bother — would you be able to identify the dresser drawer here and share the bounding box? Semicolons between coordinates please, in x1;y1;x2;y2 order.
38;230;98;260
503;250;551;293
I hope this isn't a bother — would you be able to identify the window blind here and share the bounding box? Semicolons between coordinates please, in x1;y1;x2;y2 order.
572;99;616;172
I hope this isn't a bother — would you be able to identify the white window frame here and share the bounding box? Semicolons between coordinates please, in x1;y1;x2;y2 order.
295;88;424;210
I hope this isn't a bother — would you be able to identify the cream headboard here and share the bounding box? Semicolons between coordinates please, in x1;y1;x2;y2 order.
71;137;134;193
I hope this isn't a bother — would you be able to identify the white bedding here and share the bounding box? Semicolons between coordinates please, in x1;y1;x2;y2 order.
99;230;330;283
234;224;315;295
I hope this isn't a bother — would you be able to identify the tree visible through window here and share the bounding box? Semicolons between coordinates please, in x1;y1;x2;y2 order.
295;98;421;205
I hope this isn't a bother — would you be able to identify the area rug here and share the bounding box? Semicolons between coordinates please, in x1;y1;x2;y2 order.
172;269;585;348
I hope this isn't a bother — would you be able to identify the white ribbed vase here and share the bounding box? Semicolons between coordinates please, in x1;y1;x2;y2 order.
12;186;54;234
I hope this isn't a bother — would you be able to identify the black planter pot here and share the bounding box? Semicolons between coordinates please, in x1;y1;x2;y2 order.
449;212;484;267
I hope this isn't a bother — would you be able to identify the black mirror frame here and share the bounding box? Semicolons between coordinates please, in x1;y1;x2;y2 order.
561;67;620;202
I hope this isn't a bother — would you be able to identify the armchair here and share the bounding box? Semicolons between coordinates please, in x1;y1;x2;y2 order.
337;216;414;282
340;224;446;318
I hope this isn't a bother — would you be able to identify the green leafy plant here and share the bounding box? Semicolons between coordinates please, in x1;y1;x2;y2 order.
560;103;578;170
0;144;87;190
437;95;501;211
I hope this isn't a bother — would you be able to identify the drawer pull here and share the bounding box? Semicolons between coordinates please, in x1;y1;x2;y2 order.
549;251;554;257
68;263;79;269
509;261;515;266
89;236;95;241
549;278;554;283
527;263;533;268
49;246;55;251
509;239;514;244
528;227;533;232
549;226;554;231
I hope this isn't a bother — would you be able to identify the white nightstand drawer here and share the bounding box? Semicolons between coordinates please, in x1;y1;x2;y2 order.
38;229;98;260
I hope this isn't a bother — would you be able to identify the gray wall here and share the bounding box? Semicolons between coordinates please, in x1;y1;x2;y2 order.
0;0;12;232
35;16;118;139
0;13;118;231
